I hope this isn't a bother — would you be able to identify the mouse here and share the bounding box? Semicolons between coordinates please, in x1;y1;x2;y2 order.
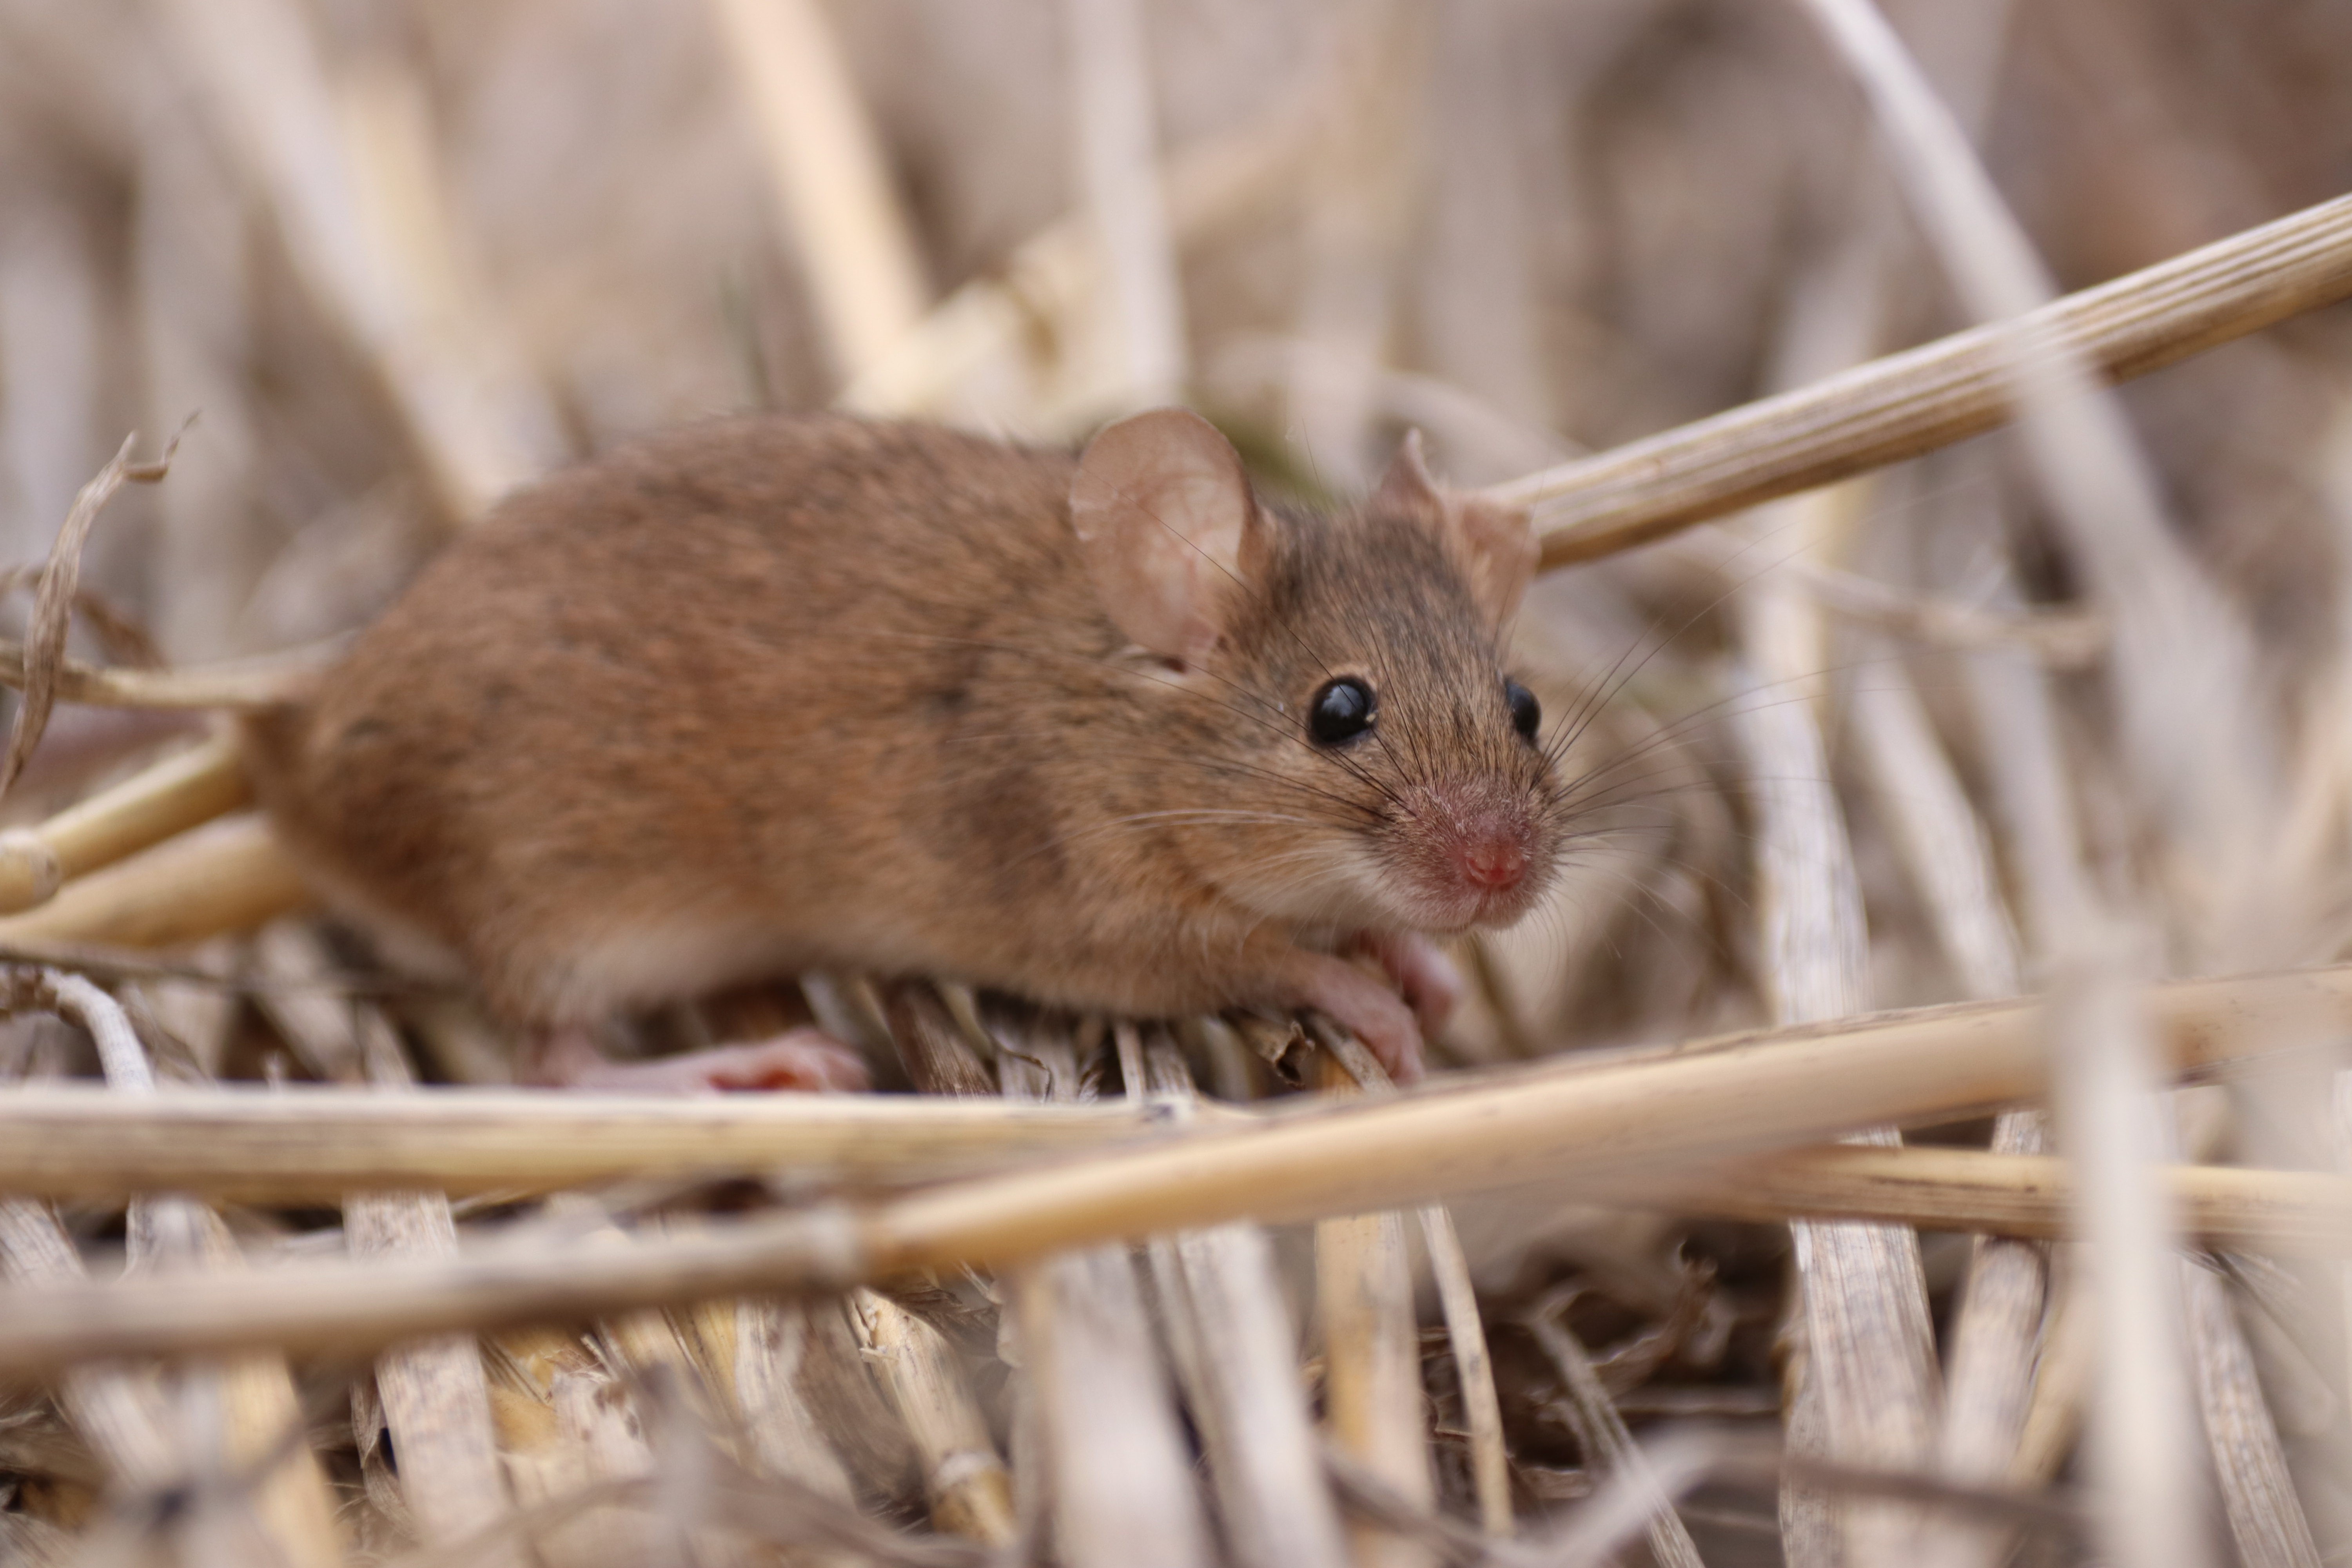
238;408;1564;1091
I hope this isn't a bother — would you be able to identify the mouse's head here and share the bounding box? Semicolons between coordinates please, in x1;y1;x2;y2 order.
1071;408;1562;937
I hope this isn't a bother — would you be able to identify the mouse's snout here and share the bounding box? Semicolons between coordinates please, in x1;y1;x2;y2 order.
1396;778;1547;926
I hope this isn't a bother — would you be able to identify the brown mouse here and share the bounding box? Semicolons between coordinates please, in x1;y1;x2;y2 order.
240;408;1563;1090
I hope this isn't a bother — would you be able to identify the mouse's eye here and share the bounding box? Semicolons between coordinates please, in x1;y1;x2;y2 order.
1309;677;1377;746
1505;678;1540;743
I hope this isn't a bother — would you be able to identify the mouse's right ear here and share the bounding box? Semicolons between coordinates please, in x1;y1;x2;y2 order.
1070;408;1263;669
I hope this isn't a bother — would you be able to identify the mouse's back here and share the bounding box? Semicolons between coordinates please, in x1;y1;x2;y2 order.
245;414;1107;1020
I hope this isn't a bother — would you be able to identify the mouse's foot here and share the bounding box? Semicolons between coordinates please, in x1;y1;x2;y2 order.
524;1027;871;1094
1283;951;1426;1085
1352;931;1462;1037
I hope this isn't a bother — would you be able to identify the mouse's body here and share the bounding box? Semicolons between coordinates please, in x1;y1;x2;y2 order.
243;410;1562;1084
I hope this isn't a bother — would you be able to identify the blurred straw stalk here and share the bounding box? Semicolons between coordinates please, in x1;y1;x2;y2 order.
6;2;2352;1566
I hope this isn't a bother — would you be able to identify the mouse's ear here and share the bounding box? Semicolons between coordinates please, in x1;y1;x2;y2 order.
1071;408;1263;668
1372;430;1537;629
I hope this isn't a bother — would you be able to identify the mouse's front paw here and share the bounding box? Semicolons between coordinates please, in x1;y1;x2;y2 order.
1287;951;1427;1085
1353;930;1462;1036
1340;995;1426;1087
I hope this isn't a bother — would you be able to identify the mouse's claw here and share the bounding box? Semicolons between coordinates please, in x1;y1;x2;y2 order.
525;1025;872;1094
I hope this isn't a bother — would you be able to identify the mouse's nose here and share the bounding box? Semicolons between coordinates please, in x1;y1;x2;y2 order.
1458;837;1528;892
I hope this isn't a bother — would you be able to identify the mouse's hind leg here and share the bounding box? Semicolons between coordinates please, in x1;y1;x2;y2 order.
523;1025;871;1093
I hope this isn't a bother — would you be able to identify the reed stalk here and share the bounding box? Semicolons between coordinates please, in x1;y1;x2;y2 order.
2;964;2348;1379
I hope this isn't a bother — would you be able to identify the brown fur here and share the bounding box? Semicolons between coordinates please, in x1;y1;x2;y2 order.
242;413;1564;1045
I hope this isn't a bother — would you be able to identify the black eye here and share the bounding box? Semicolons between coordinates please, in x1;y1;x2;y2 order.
1309;677;1377;746
1505;678;1540;742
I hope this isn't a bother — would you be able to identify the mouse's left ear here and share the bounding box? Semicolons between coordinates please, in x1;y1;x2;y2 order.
1372;430;1536;629
1071;408;1266;669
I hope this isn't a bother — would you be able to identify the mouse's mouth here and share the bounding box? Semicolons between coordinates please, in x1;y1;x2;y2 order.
1390;872;1546;935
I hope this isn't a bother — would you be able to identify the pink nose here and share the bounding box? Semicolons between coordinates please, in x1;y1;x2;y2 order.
1458;838;1528;892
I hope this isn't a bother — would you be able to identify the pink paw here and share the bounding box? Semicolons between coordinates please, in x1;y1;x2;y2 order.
1354;931;1463;1037
529;1027;870;1094
1343;993;1427;1086
1293;954;1428;1085
657;1034;873;1094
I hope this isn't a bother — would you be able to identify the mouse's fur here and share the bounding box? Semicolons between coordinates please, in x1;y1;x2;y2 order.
241;411;1564;1073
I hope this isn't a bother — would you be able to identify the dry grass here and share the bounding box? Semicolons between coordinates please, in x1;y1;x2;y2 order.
5;2;2352;1565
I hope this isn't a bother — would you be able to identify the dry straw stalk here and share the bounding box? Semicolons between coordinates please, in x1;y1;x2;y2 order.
1700;1145;2352;1253
1139;1039;1349;1568
0;730;249;912
1494;189;2352;565
1311;1051;1434;1568
0;813;310;947
2;961;2348;1379
5;1080;2345;1254
704;0;927;383
0;636;338;710
0;1082;1179;1199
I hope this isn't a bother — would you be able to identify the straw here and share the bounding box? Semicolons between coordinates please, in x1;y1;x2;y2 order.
7;961;2344;1384
1496;190;2352;565
1140;1038;1348;1568
996;1016;1209;1567
1063;0;1188;410
704;0;929;385
153;0;557;522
